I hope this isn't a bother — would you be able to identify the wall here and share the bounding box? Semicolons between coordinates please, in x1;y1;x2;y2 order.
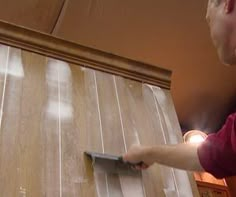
0;0;235;131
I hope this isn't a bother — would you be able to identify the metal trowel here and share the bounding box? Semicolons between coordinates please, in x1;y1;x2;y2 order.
84;151;143;175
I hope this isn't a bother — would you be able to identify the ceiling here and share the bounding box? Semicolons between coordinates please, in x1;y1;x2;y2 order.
0;0;235;132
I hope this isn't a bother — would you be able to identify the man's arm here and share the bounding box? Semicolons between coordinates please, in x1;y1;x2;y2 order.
123;143;204;172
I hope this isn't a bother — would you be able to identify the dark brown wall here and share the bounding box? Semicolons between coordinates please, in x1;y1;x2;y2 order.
226;176;236;196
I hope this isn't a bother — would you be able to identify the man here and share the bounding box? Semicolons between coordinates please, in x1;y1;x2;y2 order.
123;0;236;179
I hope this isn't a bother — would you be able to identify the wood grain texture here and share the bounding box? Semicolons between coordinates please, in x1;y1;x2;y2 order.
152;87;200;197
115;77;165;197
19;51;46;197
114;76;145;197
0;20;171;89
95;71;125;155
43;58;62;196
142;84;180;197
0;44;8;121
94;71;126;196
0;45;198;196
0;47;47;196
0;0;65;33
60;64;97;196
0;46;22;196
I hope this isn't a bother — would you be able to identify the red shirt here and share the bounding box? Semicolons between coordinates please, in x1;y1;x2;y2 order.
197;112;236;178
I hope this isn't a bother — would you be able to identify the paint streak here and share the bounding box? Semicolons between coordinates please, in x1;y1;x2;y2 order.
93;71;109;197
19;186;26;197
0;46;9;131
113;76;127;153
57;63;62;197
45;59;73;196
152;86;194;197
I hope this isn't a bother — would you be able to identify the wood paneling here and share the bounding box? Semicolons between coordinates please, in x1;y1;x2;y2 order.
197;181;231;197
115;78;165;197
0;44;198;196
0;46;47;196
194;172;226;186
0;0;65;33
153;88;199;196
95;72;125;155
60;63;96;196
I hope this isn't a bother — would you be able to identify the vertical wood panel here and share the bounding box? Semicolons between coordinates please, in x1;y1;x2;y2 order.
95;71;125;155
43;58;61;196
0;48;47;196
114;76;145;197
115;77;165;197
18;51;46;197
0;45;8;109
0;47;24;196
163;89;200;197
95;71;124;196
152;87;197;197
60;65;97;196
142;84;180;197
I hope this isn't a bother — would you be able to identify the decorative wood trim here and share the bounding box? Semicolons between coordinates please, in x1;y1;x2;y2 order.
0;20;171;89
196;181;231;197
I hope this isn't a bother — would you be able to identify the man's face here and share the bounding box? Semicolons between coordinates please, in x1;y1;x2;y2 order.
206;0;236;65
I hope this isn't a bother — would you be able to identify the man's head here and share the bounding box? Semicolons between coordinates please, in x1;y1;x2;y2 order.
206;0;236;65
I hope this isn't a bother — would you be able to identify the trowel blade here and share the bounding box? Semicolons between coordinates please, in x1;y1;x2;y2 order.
85;151;140;175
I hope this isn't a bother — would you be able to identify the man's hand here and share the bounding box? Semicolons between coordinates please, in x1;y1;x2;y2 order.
122;145;155;170
123;143;204;172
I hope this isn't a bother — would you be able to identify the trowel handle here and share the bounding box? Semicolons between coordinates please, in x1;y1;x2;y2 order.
118;156;148;169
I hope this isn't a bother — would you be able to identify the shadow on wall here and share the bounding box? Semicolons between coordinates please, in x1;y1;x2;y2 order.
180;92;236;133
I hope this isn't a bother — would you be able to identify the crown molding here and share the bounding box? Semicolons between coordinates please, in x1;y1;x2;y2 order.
0;20;171;89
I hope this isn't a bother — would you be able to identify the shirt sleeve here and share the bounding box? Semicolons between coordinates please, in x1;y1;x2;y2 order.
197;113;236;178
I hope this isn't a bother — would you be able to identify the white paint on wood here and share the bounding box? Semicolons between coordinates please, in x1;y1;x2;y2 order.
152;86;194;197
93;71;109;197
57;63;62;197
94;71;105;154
0;46;9;131
113;76;127;153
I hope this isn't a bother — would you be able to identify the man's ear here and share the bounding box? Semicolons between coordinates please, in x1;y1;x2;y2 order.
224;0;235;13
